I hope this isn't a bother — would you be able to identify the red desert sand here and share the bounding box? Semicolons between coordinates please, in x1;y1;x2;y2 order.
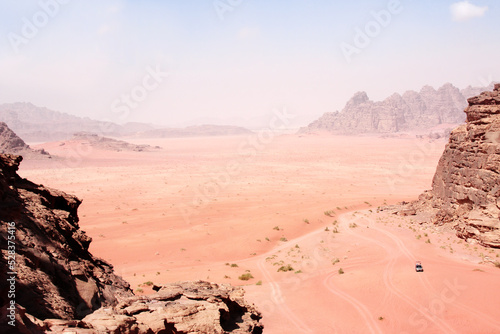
20;134;500;333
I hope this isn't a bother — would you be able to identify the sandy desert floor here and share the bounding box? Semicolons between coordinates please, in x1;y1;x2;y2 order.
19;134;500;333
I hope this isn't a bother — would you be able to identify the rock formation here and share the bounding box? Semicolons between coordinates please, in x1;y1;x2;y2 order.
45;281;263;334
0;153;133;332
301;83;495;134
0;122;50;157
0;154;263;333
68;132;162;152
0;102;253;142
415;84;500;248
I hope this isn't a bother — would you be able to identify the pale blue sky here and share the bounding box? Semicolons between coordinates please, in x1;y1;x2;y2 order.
0;0;498;128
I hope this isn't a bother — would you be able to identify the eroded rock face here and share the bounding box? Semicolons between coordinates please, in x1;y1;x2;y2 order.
0;154;263;333
301;83;495;134
417;84;500;248
0;154;133;329
43;281;263;334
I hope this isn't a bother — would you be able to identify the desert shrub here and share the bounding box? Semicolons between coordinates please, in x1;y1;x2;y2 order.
238;273;254;281
277;264;294;272
338;268;344;275
324;210;335;217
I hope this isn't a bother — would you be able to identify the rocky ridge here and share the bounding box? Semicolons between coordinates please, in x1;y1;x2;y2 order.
413;84;500;248
0;122;49;157
45;281;263;334
68;132;162;152
301;83;495;134
0;103;253;142
0;154;263;333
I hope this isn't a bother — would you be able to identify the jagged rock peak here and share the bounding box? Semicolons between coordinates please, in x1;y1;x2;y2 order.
346;91;370;106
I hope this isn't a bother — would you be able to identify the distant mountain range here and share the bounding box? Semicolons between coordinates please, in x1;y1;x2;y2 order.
0;102;252;142
300;83;496;134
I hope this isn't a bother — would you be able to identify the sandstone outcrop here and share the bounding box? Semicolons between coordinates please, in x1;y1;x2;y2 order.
0;154;263;333
0;122;50;157
0;153;133;332
44;281;263;334
301;83;495;134
415;84;500;248
69;132;162;152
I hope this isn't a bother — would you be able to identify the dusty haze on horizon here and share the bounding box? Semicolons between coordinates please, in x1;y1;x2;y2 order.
0;0;499;128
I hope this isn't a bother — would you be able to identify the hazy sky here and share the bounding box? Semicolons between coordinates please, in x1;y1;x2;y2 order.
0;0;498;128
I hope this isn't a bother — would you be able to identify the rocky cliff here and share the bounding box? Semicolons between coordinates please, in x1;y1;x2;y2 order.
0;153;133;332
0;122;49;157
415;84;500;248
0;154;263;333
301;83;495;134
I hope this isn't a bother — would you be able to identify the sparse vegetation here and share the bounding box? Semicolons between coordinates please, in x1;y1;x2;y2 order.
324;227;329;232
230;263;239;268
378;316;384;321
273;226;281;231
143;281;154;286
494;261;500;269
331;258;340;265
280;237;288;242
324;210;335;217
303;219;310;224
238;273;254;281
136;288;143;293
425;239;431;244
349;223;358;228
256;280;262;285
278;264;294;272
338;268;344;275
